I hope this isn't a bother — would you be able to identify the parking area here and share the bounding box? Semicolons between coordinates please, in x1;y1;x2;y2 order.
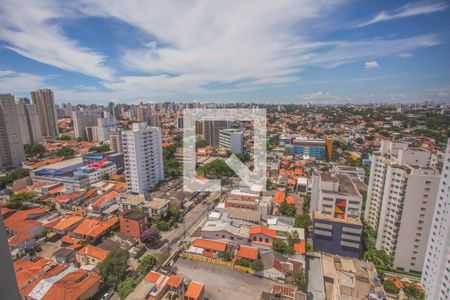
175;257;274;300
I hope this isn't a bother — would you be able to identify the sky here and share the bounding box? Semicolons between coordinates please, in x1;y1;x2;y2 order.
0;0;450;105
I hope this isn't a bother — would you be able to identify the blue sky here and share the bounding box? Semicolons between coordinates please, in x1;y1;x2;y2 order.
0;0;449;104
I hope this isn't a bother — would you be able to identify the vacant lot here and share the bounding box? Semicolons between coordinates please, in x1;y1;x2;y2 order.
175;258;274;300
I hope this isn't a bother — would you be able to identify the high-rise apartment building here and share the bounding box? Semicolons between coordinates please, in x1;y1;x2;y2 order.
31;89;59;138
16;99;43;145
365;140;441;272
122;123;164;195
422;138;450;300
0;94;25;168
219;129;244;154
202;119;229;146
72;110;101;141
109;128;123;153
96;116;115;142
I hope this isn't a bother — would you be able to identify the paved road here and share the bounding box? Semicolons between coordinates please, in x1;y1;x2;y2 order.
161;192;219;248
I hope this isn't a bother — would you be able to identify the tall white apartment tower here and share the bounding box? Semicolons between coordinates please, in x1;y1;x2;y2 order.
422;138;450;300
122;123;164;195
0;94;25;168
365;140;441;272
31;89;59;138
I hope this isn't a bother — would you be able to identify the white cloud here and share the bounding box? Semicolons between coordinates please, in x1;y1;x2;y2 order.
357;2;448;27
0;0;113;80
0;71;48;93
75;1;438;97
398;53;413;58
0;1;444;102
365;61;379;69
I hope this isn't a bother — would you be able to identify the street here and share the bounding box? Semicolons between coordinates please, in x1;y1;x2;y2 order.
161;191;220;248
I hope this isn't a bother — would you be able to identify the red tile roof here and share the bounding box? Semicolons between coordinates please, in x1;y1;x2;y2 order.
236;245;259;260
167;275;183;288
249;226;276;238
293;241;306;255
273;191;286;205
76;245;109;261
73;217;118;238
185;281;204;300
192;238;227;252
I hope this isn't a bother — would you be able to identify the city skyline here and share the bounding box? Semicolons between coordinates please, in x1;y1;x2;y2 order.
1;0;450;104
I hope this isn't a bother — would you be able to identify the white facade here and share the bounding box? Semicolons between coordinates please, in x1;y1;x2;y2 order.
72;110;101;141
96;117;115;142
311;173;363;220
74;163;117;185
219;129;244;154
365;140;441;272
422;139;450;300
0;94;25;168
122;123;164;195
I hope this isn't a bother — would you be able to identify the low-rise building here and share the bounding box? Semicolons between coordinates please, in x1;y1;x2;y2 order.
76;245;109;266
312;212;363;258
143;197;170;218
119;210;149;240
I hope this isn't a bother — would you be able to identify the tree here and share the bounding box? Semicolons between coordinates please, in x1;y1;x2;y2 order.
294;213;312;230
279;201;296;216
218;251;232;261
293;267;308;292
137;255;157;275
57;135;71;141
272;238;289;254
403;284;425;300
0;168;30;189
7;192;35;209
197;159;234;178
286;231;300;247
102;173;110;180
196;139;208;149
56;146;75;159
141;227;160;244
302;195;311;212
118;278;135;300
98;249;129;287
250;259;264;272
89;145;111;153
235;258;251;267
383;279;399;294
24;144;46;157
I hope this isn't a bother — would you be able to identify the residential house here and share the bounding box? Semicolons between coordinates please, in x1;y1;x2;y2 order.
249;226;276;248
185;281;205;300
143;197;170;219
76;245;109;266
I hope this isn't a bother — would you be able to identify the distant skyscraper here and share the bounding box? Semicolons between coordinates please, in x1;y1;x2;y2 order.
31;89;59;138
422;138;450;300
0;94;25;168
122;123;164;195
202;119;229;146
96;116;115;142
72;110;101;141
16;99;43;145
